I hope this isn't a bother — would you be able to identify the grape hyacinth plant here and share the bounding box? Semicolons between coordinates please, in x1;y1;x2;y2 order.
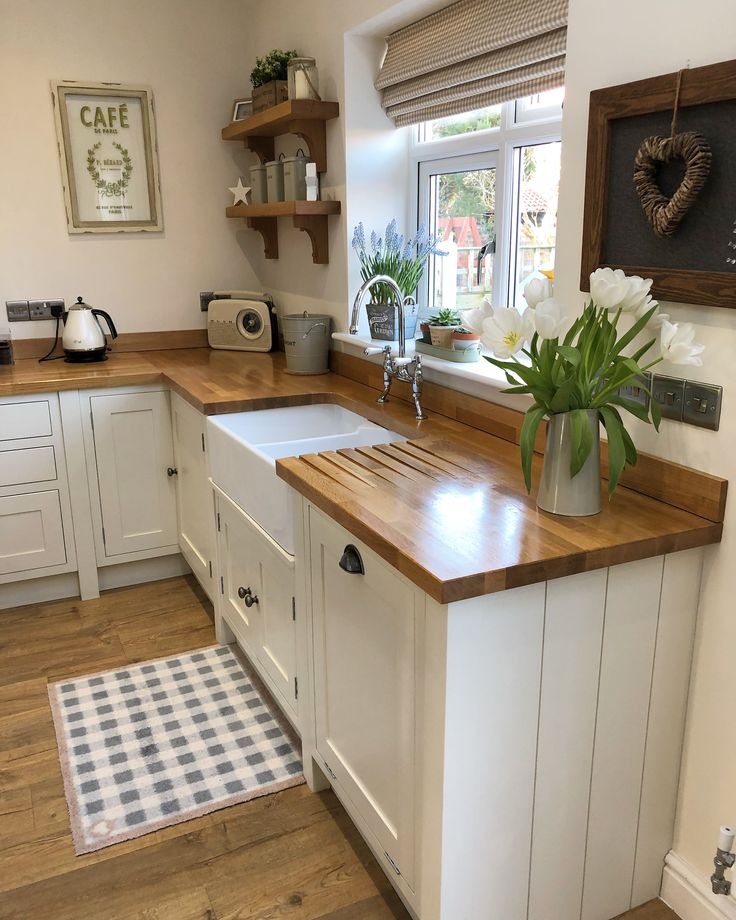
351;219;446;305
480;268;705;498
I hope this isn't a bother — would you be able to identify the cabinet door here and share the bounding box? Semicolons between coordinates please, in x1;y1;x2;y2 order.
171;394;214;598
218;494;297;716
0;490;66;576
90;392;178;557
309;508;417;888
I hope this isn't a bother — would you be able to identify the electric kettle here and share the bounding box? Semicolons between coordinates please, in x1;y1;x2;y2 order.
62;297;118;362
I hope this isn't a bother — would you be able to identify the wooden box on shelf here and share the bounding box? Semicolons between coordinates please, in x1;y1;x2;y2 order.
252;80;289;113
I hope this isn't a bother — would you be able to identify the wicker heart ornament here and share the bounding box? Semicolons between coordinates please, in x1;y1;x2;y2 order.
633;131;711;238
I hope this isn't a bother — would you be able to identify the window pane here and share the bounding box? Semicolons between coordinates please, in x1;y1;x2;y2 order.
514;87;565;124
510;141;561;309
421;105;501;142
427;166;496;312
524;87;564;110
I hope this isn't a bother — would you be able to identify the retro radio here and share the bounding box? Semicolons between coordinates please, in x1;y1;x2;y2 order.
205;290;277;352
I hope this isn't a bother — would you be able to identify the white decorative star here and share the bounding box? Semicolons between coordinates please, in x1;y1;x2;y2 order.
228;178;251;205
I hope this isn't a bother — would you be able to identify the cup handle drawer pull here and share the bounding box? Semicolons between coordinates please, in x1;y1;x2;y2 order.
238;586;259;607
339;545;364;575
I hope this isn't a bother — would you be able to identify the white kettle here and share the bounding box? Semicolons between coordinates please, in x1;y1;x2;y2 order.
62;296;118;363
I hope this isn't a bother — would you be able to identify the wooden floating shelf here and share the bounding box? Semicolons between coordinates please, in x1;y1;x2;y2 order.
221;100;339;173
226;200;341;265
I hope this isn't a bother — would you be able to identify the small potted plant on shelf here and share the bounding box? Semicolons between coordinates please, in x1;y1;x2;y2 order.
250;49;298;113
452;326;481;351
352;219;446;341
427;307;462;347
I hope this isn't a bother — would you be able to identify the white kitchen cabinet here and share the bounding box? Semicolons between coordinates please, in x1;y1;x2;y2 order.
0;490;66;576
299;501;705;920
171;393;215;599
86;389;178;561
216;488;297;721
309;507;419;891
0;392;77;594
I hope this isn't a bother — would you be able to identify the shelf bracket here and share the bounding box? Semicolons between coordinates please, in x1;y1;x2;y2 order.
247;216;279;259
245;136;275;164
292;214;329;264
288;119;328;173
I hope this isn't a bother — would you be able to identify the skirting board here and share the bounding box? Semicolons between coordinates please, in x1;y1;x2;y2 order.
0;554;191;610
662;851;736;920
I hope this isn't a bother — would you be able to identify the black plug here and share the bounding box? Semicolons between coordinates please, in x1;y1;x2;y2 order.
49;300;65;318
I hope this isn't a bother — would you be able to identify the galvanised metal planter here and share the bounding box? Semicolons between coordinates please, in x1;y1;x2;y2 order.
537;409;602;516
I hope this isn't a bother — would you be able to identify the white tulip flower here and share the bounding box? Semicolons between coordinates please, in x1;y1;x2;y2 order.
481;307;532;359
532;297;567;340
460;297;494;335
523;276;553;309
589;267;635;311
659;320;705;366
618;274;654;313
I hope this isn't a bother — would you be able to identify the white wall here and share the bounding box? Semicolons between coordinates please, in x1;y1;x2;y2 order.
557;0;736;887
0;0;259;338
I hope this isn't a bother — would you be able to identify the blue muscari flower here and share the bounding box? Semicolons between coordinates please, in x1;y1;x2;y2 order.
352;221;366;253
394;233;404;259
385;219;397;252
370;229;378;253
402;241;413;260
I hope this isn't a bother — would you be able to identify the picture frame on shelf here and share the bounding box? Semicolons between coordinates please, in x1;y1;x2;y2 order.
51;80;163;233
232;97;253;122
580;57;736;309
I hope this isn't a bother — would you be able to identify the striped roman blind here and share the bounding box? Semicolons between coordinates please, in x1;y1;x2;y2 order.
375;0;568;127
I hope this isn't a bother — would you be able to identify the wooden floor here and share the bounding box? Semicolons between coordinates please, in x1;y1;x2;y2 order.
0;576;680;920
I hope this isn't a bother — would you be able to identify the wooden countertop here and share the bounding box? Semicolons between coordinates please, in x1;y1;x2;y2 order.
0;347;725;604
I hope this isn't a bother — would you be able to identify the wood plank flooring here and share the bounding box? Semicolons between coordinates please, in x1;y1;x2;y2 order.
0;576;680;920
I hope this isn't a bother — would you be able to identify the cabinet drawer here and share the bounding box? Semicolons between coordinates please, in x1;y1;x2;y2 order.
0;446;57;487
0;401;52;441
0;490;66;575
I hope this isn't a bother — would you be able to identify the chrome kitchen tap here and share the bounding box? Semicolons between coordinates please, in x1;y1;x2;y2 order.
350;274;427;420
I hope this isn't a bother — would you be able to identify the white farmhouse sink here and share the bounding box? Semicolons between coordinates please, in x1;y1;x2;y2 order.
207;404;406;555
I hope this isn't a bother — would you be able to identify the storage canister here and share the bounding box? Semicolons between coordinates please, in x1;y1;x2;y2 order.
287;57;320;100
281;311;331;375
249;164;267;204
266;158;284;203
282;149;309;201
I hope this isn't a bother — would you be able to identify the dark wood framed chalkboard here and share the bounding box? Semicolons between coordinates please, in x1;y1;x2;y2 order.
580;58;736;309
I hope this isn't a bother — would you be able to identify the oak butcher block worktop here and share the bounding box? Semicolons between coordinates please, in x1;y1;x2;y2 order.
0;346;725;602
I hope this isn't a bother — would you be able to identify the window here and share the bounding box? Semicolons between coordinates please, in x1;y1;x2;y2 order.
415;92;563;315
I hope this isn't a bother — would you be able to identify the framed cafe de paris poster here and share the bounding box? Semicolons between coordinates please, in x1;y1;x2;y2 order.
51;81;163;233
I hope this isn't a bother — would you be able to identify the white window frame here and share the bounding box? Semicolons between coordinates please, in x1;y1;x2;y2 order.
412;97;562;311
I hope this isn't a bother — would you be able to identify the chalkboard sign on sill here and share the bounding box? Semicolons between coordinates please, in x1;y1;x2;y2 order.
581;57;736;309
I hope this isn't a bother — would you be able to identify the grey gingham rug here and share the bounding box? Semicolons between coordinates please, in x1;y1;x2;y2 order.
48;645;304;854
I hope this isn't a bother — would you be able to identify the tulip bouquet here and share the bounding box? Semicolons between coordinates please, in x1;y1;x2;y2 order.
478;269;705;497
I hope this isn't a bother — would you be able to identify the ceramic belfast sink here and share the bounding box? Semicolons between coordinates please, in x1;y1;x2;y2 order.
207;403;406;555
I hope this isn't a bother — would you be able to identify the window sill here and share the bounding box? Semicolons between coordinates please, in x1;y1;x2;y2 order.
331;332;532;413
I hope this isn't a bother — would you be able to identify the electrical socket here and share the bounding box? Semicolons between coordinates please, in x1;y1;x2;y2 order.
5;300;30;322
48;299;65;317
28;299;53;321
683;381;722;430
618;372;651;410
651;374;686;421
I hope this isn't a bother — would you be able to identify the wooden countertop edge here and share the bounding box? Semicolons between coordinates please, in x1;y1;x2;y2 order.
276;457;723;604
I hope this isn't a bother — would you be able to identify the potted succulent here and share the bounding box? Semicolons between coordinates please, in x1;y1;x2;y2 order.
452;326;481;351
250;49;298;113
427;308;462;348
480;268;705;516
352;219;446;341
